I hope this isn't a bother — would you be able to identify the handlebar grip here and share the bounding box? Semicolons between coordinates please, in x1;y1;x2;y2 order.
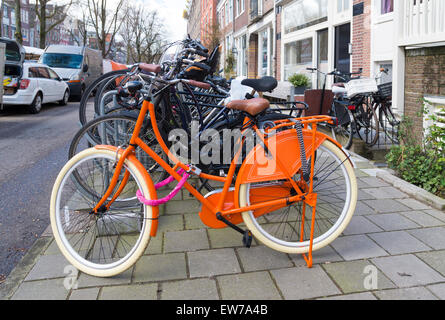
139;63;161;74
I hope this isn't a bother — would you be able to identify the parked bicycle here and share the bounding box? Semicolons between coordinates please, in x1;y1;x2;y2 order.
50;67;358;277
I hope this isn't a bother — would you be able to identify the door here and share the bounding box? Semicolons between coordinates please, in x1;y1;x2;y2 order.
334;23;351;80
37;67;53;103
317;29;329;89
48;68;65;101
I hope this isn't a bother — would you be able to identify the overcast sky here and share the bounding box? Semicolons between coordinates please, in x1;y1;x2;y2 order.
50;0;187;42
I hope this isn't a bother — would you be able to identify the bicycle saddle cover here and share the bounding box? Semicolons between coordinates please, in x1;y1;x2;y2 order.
241;76;278;93
227;98;270;116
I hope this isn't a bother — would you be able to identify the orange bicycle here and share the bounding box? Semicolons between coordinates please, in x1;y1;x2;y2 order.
50;80;357;277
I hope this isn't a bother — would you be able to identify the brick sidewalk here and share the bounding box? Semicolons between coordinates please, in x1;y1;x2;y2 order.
1;154;445;300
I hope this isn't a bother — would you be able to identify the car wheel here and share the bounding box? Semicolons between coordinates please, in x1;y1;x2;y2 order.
59;90;69;106
28;93;43;114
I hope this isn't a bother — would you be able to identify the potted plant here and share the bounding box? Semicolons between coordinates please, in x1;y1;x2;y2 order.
288;73;310;95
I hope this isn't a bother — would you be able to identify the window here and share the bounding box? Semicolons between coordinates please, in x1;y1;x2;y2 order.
337;0;350;13
284;38;313;80
38;67;50;79
283;0;328;34
381;0;393;14
261;30;268;76
28;67;39;78
48;68;60;80
225;2;229;25
229;0;233;22
236;0;244;16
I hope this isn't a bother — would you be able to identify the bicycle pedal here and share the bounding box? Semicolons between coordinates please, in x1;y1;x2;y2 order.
242;231;253;248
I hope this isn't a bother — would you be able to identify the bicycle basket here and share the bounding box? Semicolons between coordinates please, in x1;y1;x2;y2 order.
377;82;392;99
345;78;378;98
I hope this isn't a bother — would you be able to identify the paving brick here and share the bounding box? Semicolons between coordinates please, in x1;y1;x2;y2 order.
157;215;185;233
362;187;408;200
354;201;377;215
368;231;431;255
44;240;63;255
371;254;445;288
184;213;208;229
188;248;241;278
409;227;445;250
25;254;70;281
424;209;445;223
145;235;163;255
342;216;382;235
69;287;99;300
77;267;133;288
217;272;281;300
161;278;219;300
416;250;445;277
291;245;344;266
100;283;158;300
133;253;187;282
237;246;293;272
318;292;377;300
401;211;445;227
271;265;340;300
375;287;438;300
359;177;390;188
165;200;201;215
208;228;252;249
331;235;388;261
395;199;432;210
322;260;395;293
11;279;68;300
427;283;445;300
366;213;420;231
363;199;411;213
164;229;209;253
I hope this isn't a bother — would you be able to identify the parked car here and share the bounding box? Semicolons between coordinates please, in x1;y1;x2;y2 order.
39;45;103;100
2;62;70;114
1;37;26;97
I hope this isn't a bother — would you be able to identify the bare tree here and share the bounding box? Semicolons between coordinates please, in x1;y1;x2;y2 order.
35;0;73;49
14;0;23;43
119;5;166;64
69;1;89;46
87;0;125;58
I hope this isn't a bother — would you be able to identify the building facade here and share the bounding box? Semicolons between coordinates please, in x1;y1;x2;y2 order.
186;0;202;40
214;0;445;130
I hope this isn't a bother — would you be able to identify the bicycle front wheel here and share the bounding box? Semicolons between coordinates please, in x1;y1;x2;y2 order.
239;140;357;254
50;148;154;277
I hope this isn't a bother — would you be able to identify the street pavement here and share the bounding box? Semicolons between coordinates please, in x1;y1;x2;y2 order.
0;102;81;280
1;152;445;300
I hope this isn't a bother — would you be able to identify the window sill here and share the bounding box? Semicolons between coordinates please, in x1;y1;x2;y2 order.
373;12;394;25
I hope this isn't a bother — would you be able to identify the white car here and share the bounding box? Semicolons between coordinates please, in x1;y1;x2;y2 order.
2;62;70;114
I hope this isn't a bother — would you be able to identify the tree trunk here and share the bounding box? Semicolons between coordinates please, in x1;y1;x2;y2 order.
39;3;46;48
14;0;23;44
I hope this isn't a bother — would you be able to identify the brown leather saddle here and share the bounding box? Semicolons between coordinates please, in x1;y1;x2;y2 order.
227;98;270;116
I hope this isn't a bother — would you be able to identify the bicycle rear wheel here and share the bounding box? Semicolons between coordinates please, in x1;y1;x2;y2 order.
331;104;354;150
79;69;130;126
354;101;379;147
378;103;400;144
50;148;153;277
240;139;357;254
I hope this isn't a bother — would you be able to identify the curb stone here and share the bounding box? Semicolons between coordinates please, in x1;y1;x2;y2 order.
0;237;52;300
376;171;445;211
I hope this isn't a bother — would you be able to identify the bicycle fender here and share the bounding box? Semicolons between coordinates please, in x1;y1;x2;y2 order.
94;145;160;237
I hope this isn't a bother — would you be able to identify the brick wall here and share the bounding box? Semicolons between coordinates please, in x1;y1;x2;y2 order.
404;46;445;141
351;0;371;77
